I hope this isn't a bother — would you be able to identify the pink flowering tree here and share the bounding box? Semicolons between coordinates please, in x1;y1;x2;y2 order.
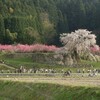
56;29;99;65
0;44;59;53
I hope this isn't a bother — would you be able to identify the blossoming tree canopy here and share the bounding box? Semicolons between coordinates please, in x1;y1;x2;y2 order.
56;29;98;65
0;44;59;53
60;29;96;52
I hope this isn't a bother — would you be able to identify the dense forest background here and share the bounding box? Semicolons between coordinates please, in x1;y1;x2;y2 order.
0;0;100;46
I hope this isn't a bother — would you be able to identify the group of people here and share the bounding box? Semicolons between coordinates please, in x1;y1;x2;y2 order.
0;65;100;77
13;66;57;74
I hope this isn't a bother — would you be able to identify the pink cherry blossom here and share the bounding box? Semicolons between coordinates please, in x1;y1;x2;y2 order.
0;44;59;53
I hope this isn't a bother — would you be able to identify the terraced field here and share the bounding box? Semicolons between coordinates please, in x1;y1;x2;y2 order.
0;53;100;99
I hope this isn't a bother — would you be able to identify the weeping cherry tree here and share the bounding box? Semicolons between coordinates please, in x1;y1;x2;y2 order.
55;29;98;65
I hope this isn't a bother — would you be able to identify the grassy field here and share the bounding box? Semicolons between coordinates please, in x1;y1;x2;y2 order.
1;56;99;73
0;52;99;73
0;81;100;100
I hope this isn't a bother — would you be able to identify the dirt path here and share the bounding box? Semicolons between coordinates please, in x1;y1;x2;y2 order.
0;63;15;69
0;77;100;87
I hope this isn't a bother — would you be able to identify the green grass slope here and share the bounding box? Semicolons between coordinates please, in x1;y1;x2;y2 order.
0;53;100;72
0;81;100;100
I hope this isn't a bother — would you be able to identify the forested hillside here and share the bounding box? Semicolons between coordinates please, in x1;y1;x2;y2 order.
0;0;100;45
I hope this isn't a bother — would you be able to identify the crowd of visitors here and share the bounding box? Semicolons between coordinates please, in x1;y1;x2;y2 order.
0;65;100;77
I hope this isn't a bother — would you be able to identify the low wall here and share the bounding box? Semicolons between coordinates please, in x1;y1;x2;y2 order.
32;53;56;64
4;53;33;58
4;53;57;64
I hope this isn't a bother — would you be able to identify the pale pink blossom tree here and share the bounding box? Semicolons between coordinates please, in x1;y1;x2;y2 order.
56;29;98;65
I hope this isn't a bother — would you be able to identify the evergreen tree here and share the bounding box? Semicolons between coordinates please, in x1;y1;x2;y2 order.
0;0;100;45
0;15;5;43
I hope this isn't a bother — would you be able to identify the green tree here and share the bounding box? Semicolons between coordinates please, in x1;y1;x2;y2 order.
0;15;5;43
4;29;17;44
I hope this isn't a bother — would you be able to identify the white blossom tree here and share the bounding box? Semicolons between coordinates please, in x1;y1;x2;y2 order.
55;29;98;65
